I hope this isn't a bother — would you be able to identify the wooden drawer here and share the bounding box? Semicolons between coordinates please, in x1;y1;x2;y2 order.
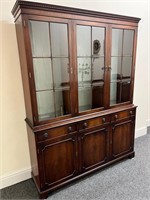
78;115;109;131
36;124;77;142
111;109;135;122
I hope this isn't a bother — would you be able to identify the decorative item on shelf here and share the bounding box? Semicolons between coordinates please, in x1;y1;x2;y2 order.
93;40;101;55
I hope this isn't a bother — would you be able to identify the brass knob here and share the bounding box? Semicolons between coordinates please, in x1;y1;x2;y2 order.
102;118;106;123
83;122;88;128
115;115;118;119
68;126;72;132
130;111;133;115
44;133;48;138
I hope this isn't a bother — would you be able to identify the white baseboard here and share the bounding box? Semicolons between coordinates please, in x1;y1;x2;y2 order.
0;167;31;189
135;126;147;138
146;119;150;127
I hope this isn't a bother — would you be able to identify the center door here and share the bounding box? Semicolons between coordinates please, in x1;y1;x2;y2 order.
73;21;109;115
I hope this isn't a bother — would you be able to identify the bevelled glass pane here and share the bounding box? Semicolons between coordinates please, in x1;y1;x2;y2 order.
78;58;91;87
123;30;134;56
52;58;70;89
122;57;132;77
29;21;50;57
110;82;117;105
36;91;55;121
92;57;104;81
50;23;68;57
77;25;91;56
111;57;122;82
92;27;105;56
111;29;123;56
33;58;53;90
78;87;92;112
55;89;71;116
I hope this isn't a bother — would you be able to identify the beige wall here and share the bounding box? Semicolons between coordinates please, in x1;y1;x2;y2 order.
0;0;150;188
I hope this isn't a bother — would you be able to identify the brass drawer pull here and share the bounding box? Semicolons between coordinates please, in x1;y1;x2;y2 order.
130;110;133;115
83;122;88;128
115;115;118;119
102;117;106;123
68;126;72;132
44;132;48;138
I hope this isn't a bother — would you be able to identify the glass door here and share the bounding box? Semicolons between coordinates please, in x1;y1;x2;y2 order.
110;27;134;105
76;23;106;113
29;20;71;121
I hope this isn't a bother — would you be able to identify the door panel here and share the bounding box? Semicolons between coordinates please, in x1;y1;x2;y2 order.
76;23;106;112
81;128;108;171
38;136;77;187
28;20;72;121
112;120;134;158
110;27;134;105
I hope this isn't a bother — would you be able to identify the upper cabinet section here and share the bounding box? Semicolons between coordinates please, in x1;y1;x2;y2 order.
12;1;140;125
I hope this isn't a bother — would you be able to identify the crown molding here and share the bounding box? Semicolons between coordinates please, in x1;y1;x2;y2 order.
12;0;141;23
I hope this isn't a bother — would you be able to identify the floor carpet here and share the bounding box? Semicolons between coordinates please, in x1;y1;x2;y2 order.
1;132;150;200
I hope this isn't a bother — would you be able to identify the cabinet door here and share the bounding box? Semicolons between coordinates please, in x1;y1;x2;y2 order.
80;127;108;172
28;18;73;122
110;26;136;106
75;21;107;113
38;135;77;189
111;119;135;158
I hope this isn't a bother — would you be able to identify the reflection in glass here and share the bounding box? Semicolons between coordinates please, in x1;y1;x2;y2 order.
29;20;71;121
122;57;132;77
111;29;123;56
55;89;71;116
77;25;105;112
121;81;131;102
110;57;121;82
29;21;50;57
92;27;105;56
110;28;134;105
50;23;68;57
123;30;134;56
92;57;104;81
36;91;55;120
110;83;117;105
33;58;53;90
77;26;91;56
53;58;69;89
78;58;91;87
78;88;92;112
92;83;104;109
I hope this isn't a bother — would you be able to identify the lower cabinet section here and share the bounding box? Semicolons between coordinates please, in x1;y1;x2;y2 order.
27;107;136;199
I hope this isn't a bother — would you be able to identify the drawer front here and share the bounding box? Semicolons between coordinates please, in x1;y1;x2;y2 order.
78;115;109;131
111;109;135;122
36;124;77;142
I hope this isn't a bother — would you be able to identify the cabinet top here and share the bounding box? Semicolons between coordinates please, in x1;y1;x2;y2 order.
12;0;140;23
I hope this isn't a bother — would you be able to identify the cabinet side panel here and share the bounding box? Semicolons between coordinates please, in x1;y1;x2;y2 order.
15;16;33;123
26;125;40;188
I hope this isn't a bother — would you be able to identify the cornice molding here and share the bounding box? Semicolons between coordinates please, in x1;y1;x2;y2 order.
12;0;141;23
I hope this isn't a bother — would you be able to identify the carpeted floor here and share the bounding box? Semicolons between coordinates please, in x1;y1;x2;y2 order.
1;130;150;200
